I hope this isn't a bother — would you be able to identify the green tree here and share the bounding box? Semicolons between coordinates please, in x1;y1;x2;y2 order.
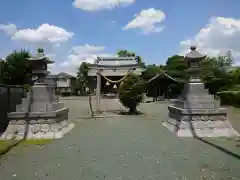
201;55;233;80
117;50;145;67
142;64;162;80
0;60;6;83
163;55;188;98
119;73;145;114
230;67;240;85
165;55;188;79
2;50;31;85
117;50;135;57
201;55;234;96
77;62;95;94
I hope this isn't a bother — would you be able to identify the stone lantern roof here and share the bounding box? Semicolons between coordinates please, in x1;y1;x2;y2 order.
26;52;54;64
185;46;207;60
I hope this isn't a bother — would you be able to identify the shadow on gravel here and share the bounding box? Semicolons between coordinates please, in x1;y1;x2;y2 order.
118;111;144;115
185;98;240;160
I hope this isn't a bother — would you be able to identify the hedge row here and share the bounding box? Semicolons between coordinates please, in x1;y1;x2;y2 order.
217;90;240;107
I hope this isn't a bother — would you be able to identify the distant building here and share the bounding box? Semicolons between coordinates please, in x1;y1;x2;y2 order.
46;72;77;95
56;72;77;95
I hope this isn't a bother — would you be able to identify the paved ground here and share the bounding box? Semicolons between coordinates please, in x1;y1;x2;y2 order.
0;98;240;179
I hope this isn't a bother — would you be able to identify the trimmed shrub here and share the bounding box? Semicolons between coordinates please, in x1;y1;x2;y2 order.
217;90;240;107
119;73;145;114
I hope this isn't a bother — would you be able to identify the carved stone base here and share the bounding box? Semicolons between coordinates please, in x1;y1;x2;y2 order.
164;106;240;137
0;119;74;140
0;108;74;140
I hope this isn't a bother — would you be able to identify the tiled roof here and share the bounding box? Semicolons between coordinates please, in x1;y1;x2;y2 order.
148;71;178;83
56;72;76;78
92;56;138;67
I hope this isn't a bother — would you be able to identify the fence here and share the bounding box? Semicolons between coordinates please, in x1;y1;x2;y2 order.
0;85;26;134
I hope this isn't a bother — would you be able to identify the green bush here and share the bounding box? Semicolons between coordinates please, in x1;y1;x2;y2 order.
217;90;240;107
22;84;31;91
119;73;145;114
168;79;186;98
229;85;240;91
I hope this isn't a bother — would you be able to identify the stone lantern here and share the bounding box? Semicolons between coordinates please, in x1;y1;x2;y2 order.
185;45;206;83
3;49;74;140
164;46;239;138
26;49;54;84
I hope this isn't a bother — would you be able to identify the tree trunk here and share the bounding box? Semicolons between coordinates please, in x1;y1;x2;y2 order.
129;107;137;114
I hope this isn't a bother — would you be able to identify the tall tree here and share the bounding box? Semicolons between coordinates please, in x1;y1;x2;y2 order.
165;55;188;79
0;60;6;83
117;50;135;57
2;50;31;85
77;62;95;94
201;55;234;96
117;50;145;67
142;64;162;80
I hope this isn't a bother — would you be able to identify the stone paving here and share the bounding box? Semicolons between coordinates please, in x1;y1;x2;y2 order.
0;98;240;179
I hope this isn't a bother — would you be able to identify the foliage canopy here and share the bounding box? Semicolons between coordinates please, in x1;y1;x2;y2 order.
119;73;145;114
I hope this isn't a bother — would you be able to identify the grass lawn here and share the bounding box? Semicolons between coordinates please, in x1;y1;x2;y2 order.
0;139;52;156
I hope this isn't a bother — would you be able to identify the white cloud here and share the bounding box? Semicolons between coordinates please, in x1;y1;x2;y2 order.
0;24;17;36
46;53;56;61
123;8;165;34
47;62;56;71
13;24;74;44
73;0;135;11
179;17;240;64
0;23;74;46
60;44;112;67
55;44;113;76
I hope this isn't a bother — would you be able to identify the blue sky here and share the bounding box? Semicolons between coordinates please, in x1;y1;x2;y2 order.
0;0;240;74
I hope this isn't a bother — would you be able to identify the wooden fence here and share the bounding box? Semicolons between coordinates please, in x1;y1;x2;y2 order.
0;85;26;134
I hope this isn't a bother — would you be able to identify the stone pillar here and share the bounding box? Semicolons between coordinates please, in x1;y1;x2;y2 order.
96;71;101;113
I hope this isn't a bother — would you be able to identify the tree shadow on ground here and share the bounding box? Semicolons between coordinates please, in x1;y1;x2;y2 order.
0;89;32;159
184;99;240;160
97;109;144;116
118;111;144;115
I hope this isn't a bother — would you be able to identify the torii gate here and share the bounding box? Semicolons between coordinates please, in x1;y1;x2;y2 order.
87;56;144;113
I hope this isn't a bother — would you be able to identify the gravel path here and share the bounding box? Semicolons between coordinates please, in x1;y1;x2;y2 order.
0;100;240;179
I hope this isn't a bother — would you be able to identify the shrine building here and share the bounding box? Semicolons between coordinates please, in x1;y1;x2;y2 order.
87;56;145;94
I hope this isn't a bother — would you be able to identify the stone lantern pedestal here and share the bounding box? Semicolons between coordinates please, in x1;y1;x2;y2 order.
163;46;239;137
0;50;74;140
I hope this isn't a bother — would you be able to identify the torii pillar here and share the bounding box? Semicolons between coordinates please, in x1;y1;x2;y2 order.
95;70;101;113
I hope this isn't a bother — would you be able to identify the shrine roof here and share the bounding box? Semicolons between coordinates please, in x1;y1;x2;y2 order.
88;56;140;69
88;63;140;69
97;56;136;61
148;71;178;83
